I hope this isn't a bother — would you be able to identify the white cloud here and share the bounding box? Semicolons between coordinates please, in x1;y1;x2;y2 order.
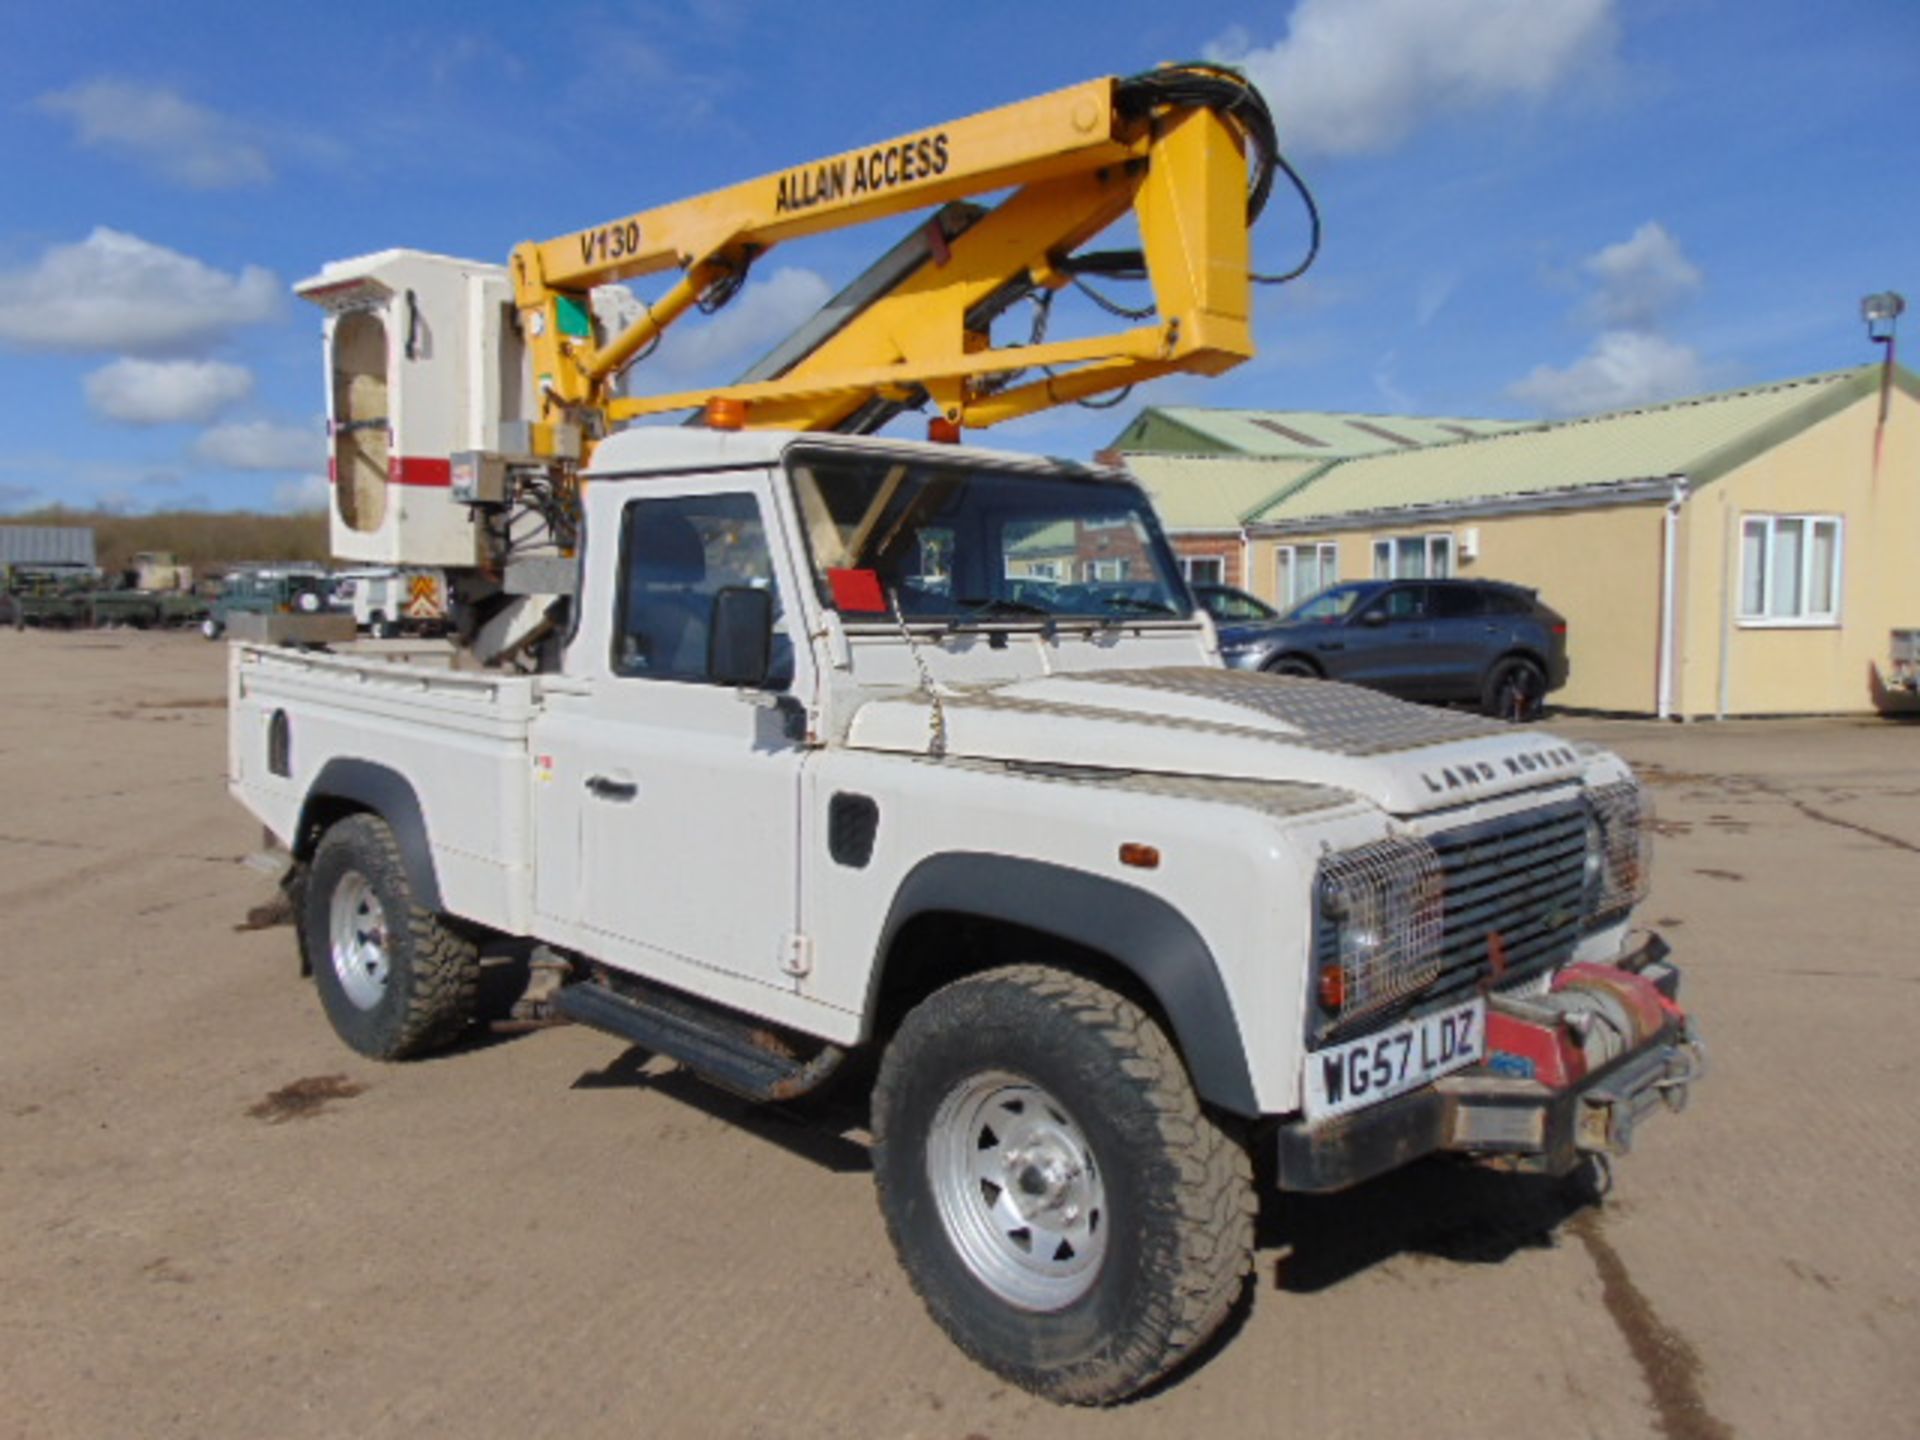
0;228;282;355
84;358;253;425
1580;221;1702;330
1510;331;1705;416
1210;0;1618;156
37;80;271;189
272;475;330;513
1509;220;1707;416
1414;272;1459;329
600;266;834;385
1371;349;1418;411
193;419;324;471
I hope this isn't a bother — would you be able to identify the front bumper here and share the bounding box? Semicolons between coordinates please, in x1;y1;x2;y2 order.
1273;938;1703;1193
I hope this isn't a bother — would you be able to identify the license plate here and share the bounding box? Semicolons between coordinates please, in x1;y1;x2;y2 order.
1302;998;1486;1122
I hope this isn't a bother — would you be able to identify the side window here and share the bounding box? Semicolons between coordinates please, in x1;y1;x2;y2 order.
614;492;791;687
1483;587;1532;616
1426;585;1484;620
1360;586;1425;623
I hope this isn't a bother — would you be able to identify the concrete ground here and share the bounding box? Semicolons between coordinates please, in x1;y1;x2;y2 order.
1;629;1914;1440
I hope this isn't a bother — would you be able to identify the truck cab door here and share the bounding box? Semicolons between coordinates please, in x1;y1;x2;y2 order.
531;472;809;995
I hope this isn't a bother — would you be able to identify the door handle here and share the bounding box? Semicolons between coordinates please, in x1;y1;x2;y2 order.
1317;640;1345;651
585;775;638;802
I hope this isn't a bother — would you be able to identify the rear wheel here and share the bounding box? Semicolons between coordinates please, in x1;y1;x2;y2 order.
368;613;395;640
201;616;223;641
303;814;479;1059
872;965;1254;1405
1482;656;1547;721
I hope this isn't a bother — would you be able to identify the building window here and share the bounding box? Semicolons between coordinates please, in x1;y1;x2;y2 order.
1739;514;1841;625
1083;557;1130;582
1275;543;1337;606
1180;555;1225;586
1372;533;1453;580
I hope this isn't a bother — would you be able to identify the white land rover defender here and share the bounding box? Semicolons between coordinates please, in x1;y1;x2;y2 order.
229;427;1702;1403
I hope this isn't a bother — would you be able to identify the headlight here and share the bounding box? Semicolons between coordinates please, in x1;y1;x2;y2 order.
1585;780;1652;924
1314;835;1444;1028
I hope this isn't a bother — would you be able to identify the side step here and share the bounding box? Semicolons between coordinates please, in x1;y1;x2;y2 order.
555;976;845;1103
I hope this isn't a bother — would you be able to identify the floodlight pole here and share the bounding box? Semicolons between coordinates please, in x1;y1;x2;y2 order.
1862;291;1905;478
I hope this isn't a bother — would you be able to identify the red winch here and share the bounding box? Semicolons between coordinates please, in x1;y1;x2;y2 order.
1449;944;1705;1163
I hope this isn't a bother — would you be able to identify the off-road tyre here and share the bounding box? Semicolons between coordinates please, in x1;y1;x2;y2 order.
872;965;1255;1405
1482;655;1547;721
303;814;479;1059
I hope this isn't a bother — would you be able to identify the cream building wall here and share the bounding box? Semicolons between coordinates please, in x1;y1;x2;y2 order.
1673;388;1920;716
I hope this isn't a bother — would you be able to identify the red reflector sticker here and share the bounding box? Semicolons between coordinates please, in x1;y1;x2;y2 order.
828;568;887;614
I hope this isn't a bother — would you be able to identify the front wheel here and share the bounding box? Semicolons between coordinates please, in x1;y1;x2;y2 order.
201;616;223;641
1263;655;1318;679
1482;656;1548;721
302;814;479;1059
367;614;395;640
872;965;1254;1405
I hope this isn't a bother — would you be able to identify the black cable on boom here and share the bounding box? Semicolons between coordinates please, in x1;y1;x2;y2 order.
1097;63;1320;287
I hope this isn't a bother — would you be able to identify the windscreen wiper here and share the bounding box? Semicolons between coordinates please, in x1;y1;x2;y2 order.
1097;596;1180;617
946;596;1054;632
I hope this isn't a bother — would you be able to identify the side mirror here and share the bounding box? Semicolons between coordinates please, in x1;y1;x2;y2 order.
708;585;775;687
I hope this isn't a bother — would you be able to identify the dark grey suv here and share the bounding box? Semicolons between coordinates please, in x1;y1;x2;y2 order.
1201;579;1569;720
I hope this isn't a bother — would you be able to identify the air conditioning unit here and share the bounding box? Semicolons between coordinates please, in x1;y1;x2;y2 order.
1457;526;1480;562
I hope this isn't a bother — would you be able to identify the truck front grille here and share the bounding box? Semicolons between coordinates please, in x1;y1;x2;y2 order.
1426;800;1588;1001
1315;799;1589;1040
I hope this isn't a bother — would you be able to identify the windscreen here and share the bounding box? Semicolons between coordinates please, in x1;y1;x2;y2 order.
787;449;1192;624
1282;582;1372;622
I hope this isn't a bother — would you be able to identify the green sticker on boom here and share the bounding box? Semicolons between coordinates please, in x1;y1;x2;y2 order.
555;294;593;340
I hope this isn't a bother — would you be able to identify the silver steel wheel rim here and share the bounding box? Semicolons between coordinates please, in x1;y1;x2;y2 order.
327;871;391;1011
927;1071;1108;1312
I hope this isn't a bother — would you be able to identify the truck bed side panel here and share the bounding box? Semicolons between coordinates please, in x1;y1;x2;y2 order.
228;645;536;934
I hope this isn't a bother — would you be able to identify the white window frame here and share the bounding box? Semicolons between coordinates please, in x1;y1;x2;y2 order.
1738;513;1843;627
1179;555;1225;586
1275;542;1338;606
1371;533;1454;580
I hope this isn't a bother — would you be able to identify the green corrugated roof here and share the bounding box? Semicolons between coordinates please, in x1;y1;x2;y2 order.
1122;454;1327;531
1252;365;1911;526
1111;406;1531;458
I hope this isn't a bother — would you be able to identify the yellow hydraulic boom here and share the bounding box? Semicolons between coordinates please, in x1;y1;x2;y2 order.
508;64;1306;442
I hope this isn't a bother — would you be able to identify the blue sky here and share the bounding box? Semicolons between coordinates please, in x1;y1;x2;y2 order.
1;0;1915;514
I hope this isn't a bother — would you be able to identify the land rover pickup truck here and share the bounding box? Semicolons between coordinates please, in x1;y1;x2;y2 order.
228;428;1702;1404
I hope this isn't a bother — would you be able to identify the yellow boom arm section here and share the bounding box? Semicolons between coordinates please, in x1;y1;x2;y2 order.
509;66;1285;437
